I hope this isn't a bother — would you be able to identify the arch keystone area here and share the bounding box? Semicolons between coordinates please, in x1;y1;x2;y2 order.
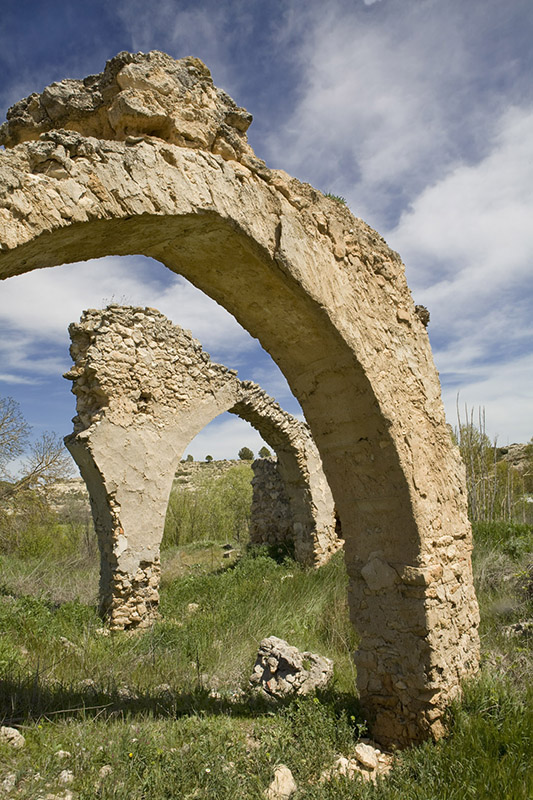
0;50;480;747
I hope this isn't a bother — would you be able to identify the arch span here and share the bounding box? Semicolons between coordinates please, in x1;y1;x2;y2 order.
0;51;479;746
64;304;340;629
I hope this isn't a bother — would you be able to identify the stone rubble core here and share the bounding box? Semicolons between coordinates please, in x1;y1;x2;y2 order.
319;742;394;784
0;49;480;747
63;305;340;630
250;636;334;698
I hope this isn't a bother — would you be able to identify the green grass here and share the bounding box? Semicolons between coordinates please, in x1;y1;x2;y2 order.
0;481;532;798
324;192;347;205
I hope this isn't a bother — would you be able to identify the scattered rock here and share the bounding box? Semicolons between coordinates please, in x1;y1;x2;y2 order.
116;685;137;700
503;619;532;638
187;602;200;613
250;636;333;698
58;769;74;785
0;725;26;748
99;764;113;778
354;741;379;770
55;750;72;760
245;734;261;753
1;773;16;792
320;742;394;784
266;765;297;799
78;678;98;693
154;683;173;696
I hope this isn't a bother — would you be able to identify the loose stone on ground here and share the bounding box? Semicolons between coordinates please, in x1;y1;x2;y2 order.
250;636;333;698
0;725;26;748
266;765;297;799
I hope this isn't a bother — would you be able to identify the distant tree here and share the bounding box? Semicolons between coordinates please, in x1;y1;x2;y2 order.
238;446;254;461
186;454;194;463
0;396;72;500
205;455;213;462
258;446;272;458
0;396;30;476
1;430;72;499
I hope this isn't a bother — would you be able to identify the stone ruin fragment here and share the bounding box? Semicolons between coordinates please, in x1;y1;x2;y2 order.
64;305;340;630
250;636;333;698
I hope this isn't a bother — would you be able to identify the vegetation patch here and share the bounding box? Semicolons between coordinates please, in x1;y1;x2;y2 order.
0;433;532;796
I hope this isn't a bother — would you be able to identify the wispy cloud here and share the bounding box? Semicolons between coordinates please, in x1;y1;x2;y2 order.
264;0;533;230
0;255;299;415
0;256;256;374
387;105;533;425
1;0;531;449
115;0;257;96
440;352;533;444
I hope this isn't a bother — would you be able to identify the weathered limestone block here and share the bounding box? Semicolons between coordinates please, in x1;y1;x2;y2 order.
64;305;338;628
0;51;480;746
0;51;255;164
250;636;333;697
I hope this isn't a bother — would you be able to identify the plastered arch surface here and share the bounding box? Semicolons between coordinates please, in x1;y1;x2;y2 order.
0;51;479;747
64;305;340;626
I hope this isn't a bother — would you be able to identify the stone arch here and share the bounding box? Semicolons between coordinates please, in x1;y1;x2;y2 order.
0;51;479;746
64;305;340;630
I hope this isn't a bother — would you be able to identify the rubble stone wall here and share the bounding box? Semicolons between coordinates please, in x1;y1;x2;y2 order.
0;50;480;747
250;458;293;547
64;305;339;629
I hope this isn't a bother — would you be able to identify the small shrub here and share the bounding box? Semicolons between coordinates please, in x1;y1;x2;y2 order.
324;192;347;205
238;446;254;461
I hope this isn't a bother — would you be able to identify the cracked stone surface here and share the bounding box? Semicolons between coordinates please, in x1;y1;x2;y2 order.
0;50;480;747
63;304;340;629
250;636;333;698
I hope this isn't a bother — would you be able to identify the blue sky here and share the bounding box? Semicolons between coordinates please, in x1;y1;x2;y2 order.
0;0;532;467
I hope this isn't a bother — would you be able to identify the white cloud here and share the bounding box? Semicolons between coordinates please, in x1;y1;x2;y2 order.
387;104;533;424
0;256;257;382
182;413;268;461
115;0;251;96
440;352;533;445
263;0;531;230
390;107;533;290
385;105;533;443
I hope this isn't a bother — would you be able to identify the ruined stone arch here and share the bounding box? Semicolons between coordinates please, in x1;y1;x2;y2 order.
0;50;480;747
64;304;341;630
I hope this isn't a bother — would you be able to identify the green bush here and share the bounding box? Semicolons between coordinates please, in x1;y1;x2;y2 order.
472;520;532;559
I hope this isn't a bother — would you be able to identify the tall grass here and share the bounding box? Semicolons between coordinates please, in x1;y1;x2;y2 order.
0;450;532;797
0;521;531;798
163;463;252;547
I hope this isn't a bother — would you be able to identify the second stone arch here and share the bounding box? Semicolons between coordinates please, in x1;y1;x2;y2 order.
64;304;341;630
